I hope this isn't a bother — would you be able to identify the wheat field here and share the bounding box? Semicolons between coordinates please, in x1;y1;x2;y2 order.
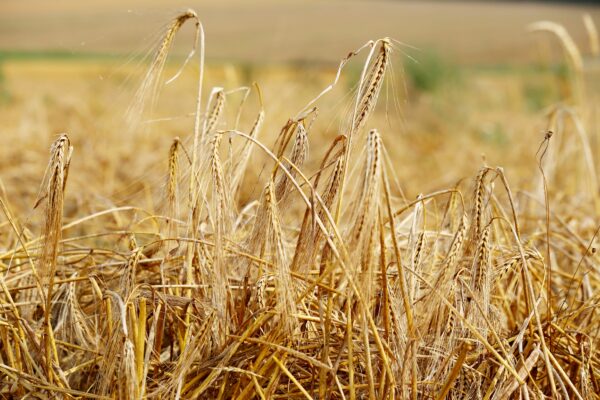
1;5;600;399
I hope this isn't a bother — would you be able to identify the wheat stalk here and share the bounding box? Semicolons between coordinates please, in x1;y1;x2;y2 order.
36;134;73;382
208;131;232;346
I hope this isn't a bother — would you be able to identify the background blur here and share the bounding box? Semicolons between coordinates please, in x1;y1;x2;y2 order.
2;0;600;64
1;0;600;212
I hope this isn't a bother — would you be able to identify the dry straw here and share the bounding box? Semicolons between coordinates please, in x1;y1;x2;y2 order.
2;9;600;400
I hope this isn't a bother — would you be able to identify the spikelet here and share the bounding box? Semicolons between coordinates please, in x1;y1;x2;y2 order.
246;182;296;331
352;39;391;135
495;247;543;281
120;244;143;302
335;129;382;306
472;168;489;242
209;132;232;230
37;134;73;306
266;182;297;330
255;273;274;310
359;221;379;305
445;213;468;270
243;184;272;265
442;291;457;337
36;134;73;384
166;138;181;250
291;137;346;273
412;232;425;269
203;88;226;140
230;108;264;197
408;198;424;296
472;223;491;296
275;122;308;201
128;10;199;127
424;212;467;343
386;271;410;382
98;293;134;397
445;267;469;336
167;138;180;216
348;129;382;249
321;155;345;211
411;231;425;301
52;276;97;349
467;223;492;334
208;132;232;345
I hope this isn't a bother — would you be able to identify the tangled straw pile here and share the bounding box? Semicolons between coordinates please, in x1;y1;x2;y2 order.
2;10;600;399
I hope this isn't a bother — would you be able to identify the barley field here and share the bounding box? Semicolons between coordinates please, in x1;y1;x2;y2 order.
1;1;600;399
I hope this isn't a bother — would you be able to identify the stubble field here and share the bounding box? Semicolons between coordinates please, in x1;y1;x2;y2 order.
1;1;600;399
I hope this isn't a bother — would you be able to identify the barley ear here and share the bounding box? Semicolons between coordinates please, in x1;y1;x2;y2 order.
38;134;73;381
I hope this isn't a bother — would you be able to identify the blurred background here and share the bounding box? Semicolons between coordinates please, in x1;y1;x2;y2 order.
1;0;600;212
2;0;600;64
